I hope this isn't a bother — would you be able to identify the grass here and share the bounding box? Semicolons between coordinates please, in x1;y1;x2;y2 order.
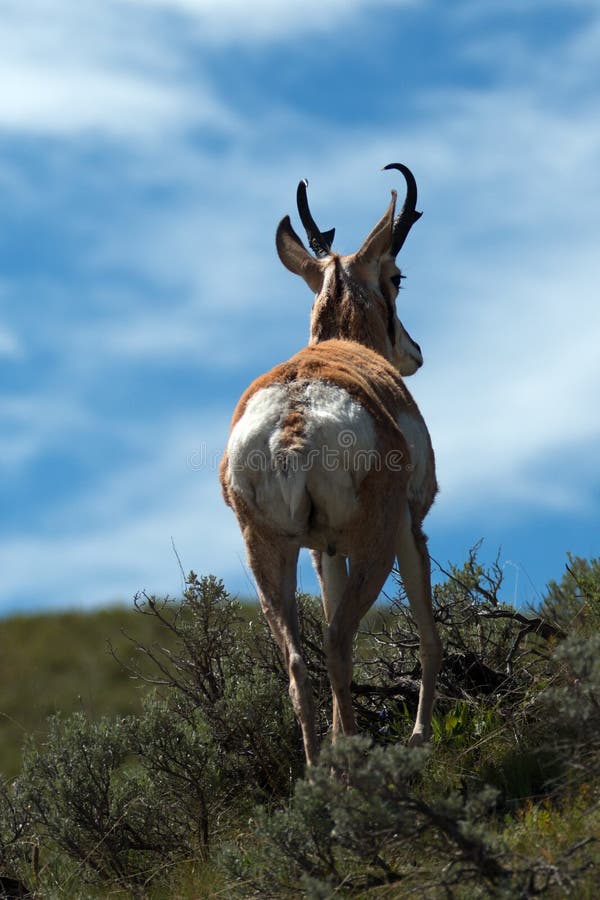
0;606;181;777
0;600;267;777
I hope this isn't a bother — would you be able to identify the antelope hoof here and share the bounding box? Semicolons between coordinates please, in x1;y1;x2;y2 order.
408;729;427;748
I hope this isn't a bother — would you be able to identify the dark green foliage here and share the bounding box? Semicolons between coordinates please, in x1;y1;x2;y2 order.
120;573;307;794
0;605;182;778
19;711;219;889
538;554;600;631
536;633;600;791
0;776;30;889
20;714;144;888
355;546;564;761
0;550;598;897
0;575;313;893
223;736;507;897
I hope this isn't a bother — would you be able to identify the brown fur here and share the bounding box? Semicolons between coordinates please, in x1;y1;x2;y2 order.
278;408;306;451
226;341;411;438
308;259;392;361
220;339;437;525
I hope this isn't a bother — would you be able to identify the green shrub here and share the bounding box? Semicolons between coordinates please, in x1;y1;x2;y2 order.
539;554;600;632
222;735;508;898
120;573;308;795
0;552;598;897
13;706;223;893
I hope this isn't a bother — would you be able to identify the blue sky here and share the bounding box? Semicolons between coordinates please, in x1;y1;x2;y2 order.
0;0;598;613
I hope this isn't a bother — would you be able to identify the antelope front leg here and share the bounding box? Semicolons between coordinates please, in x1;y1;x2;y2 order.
396;511;442;745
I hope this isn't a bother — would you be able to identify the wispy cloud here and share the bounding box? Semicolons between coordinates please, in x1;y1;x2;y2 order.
0;324;22;360
0;0;235;139
0;392;97;473
424;239;600;515
0;413;241;610
123;0;419;42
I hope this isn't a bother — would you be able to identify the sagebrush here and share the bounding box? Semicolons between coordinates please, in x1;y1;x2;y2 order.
0;553;598;897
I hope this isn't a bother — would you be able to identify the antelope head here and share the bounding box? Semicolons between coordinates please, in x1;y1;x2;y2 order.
276;164;424;376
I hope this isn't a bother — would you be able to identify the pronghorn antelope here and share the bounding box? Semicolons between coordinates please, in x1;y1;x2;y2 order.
220;164;441;765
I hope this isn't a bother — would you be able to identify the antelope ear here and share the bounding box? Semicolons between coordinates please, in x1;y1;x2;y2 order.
355;191;397;264
276;216;325;294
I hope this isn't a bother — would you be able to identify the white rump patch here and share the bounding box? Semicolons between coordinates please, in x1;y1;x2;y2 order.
227;381;377;536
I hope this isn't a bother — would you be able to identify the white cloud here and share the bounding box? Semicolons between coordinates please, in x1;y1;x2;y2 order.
0;503;242;610
0;59;223;140
0;393;98;472
0;413;245;609
0;325;23;360
422;240;600;515
0;0;235;139
122;0;418;42
0;0;420;141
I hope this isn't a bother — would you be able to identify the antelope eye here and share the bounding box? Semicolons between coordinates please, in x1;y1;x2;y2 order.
390;274;401;290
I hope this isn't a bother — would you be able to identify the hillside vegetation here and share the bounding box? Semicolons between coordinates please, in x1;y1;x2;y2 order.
0;607;181;777
0;550;598;898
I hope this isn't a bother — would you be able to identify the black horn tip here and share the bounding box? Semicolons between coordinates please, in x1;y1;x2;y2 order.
385;163;421;255
383;162;418;192
383;162;414;175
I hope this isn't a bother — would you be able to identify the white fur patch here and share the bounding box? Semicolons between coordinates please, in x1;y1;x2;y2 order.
397;410;431;507
227;381;377;536
393;315;422;376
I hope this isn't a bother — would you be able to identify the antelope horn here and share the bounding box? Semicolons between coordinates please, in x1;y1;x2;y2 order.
383;163;422;257
296;179;335;259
